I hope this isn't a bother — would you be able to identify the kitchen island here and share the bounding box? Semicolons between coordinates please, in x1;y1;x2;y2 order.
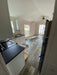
1;43;25;75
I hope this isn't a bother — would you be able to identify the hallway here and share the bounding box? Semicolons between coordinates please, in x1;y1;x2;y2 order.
19;35;43;75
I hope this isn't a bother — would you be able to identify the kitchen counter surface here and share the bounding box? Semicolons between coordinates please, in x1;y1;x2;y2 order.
1;44;24;64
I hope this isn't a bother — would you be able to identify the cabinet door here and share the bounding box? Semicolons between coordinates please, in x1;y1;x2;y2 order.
6;51;25;75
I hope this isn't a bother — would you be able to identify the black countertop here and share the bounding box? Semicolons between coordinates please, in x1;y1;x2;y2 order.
1;44;24;64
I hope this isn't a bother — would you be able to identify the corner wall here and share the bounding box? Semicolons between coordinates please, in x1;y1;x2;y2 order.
41;0;57;75
0;0;12;40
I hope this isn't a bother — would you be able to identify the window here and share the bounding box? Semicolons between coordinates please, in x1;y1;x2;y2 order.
15;20;19;30
11;21;15;33
39;24;45;35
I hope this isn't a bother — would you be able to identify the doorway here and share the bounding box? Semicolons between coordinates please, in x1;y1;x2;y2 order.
24;25;30;37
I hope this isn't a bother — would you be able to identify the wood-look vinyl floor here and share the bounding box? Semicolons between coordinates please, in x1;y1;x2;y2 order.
19;35;43;75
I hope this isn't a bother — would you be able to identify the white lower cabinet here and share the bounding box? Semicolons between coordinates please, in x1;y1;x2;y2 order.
6;51;25;75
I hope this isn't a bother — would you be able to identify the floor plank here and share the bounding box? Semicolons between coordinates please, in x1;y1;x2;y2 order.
19;35;43;75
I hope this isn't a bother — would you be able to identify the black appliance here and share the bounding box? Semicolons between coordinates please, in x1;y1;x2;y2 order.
0;39;16;52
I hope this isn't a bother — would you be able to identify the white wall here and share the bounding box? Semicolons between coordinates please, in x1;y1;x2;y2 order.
10;17;46;37
35;20;46;35
30;22;35;36
0;0;12;41
41;0;57;75
17;18;36;36
10;17;36;36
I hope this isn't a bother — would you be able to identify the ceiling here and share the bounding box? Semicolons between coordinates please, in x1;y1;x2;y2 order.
7;0;55;21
